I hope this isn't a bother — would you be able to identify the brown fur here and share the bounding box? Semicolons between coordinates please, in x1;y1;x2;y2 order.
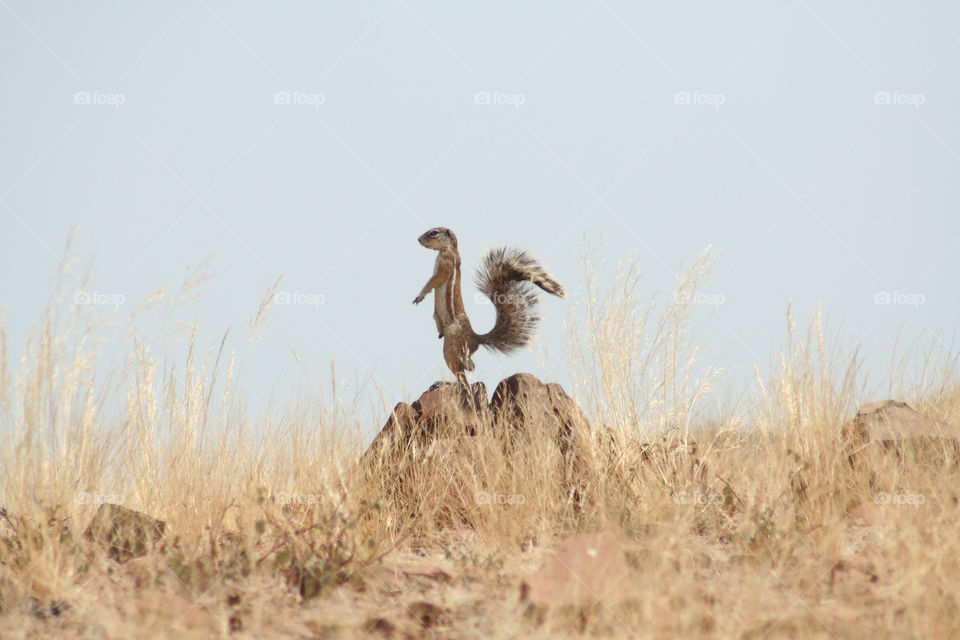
413;227;565;380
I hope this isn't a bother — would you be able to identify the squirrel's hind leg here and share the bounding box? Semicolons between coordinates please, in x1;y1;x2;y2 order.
443;333;476;376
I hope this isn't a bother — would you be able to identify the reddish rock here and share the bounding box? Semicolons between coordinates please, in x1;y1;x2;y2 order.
491;374;594;500
545;382;591;433
359;382;488;471
360;374;593;506
413;381;488;436
359;402;418;468
490;374;591;442
521;532;629;608
545;382;594;485
424;434;501;468
490;373;553;425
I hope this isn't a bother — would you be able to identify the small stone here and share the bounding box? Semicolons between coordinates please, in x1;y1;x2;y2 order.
83;503;165;563
521;532;629;608
407;600;446;629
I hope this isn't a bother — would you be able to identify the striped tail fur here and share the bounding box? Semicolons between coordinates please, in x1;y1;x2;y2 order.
473;247;566;354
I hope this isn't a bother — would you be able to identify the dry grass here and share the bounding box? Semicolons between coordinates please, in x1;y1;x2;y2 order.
1;242;959;639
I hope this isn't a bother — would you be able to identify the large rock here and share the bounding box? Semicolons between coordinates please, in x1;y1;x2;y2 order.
360;374;594;506
491;373;594;499
414;380;488;436
491;373;590;433
358;401;419;469
359;381;488;469
84;503;165;562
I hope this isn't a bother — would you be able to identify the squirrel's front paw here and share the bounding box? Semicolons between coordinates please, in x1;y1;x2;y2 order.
412;295;424;304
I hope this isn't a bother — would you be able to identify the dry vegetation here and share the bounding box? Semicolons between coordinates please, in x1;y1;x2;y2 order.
1;243;959;639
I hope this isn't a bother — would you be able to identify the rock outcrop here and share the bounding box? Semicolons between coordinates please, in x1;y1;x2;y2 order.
359;373;593;504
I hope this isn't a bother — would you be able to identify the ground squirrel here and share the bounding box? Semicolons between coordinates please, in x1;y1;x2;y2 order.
412;227;566;380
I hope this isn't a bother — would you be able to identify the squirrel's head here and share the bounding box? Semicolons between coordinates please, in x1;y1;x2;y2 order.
418;227;458;251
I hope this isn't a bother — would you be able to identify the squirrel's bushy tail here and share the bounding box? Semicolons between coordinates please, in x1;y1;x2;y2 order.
474;247;566;354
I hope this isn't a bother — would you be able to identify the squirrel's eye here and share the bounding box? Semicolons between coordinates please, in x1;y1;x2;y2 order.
430;230;439;237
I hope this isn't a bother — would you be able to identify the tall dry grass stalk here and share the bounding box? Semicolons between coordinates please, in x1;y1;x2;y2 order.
567;245;720;439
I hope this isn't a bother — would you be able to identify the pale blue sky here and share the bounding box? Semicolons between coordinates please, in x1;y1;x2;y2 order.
2;2;958;429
